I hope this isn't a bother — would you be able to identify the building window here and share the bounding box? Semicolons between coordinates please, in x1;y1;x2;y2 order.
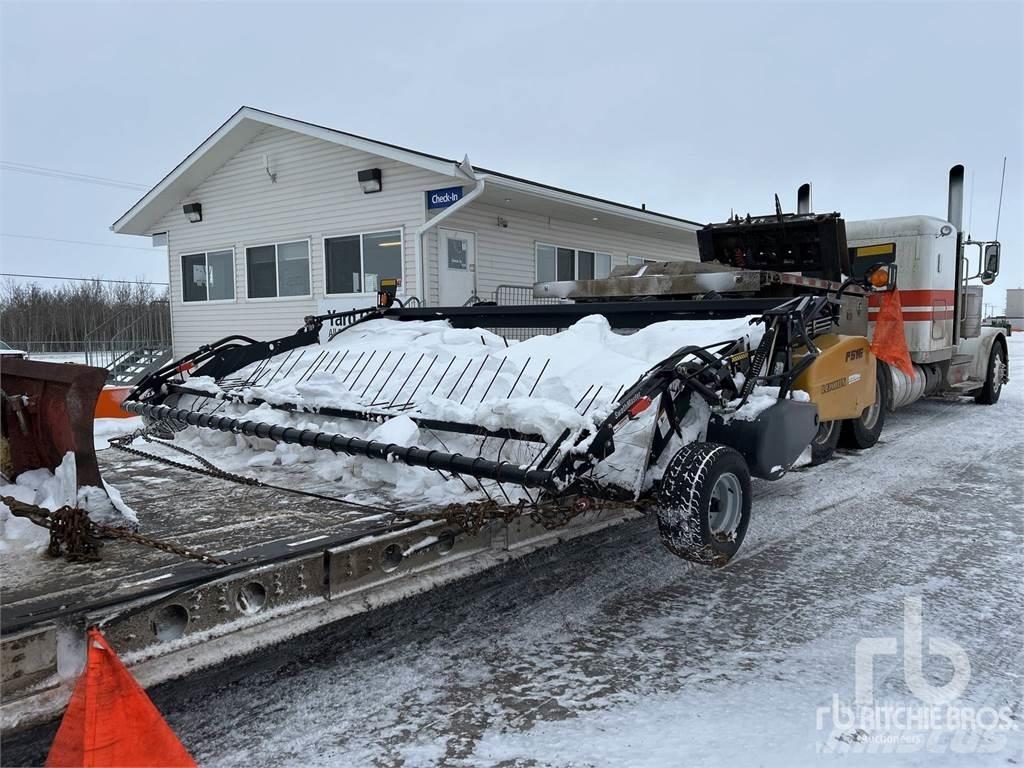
536;243;612;281
181;249;234;302
245;240;310;299
324;229;402;294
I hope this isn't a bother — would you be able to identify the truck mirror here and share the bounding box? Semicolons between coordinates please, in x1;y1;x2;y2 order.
982;243;1000;285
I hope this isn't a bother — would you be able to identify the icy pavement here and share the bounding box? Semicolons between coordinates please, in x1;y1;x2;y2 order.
7;337;1023;767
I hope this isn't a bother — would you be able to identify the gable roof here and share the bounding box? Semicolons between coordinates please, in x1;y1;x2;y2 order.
112;106;701;236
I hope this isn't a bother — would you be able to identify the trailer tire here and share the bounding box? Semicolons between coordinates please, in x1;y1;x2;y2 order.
975;340;1006;405
656;442;751;567
809;420;841;465
840;361;888;450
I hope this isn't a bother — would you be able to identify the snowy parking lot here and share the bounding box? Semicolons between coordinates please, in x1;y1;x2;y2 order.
5;337;1022;767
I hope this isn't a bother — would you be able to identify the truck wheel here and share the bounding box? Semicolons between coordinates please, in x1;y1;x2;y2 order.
975;341;1006;405
840;361;888;449
809;420;840;465
656;442;751;567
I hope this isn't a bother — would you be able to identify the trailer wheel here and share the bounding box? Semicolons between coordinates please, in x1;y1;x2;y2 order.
840;361;888;449
975;340;1006;405
809;420;841;465
656;442;751;567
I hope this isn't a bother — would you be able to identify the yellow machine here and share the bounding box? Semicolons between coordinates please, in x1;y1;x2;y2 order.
794;335;877;422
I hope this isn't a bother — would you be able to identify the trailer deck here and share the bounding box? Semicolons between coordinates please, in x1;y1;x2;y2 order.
1;440;643;732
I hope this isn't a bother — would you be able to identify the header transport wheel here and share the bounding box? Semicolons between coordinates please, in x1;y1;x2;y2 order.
840;360;888;450
656;442;752;567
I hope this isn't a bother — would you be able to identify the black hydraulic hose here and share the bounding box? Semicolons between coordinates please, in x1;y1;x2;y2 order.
123;401;559;491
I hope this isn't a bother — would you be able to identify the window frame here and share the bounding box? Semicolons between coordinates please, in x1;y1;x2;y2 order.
179;247;236;304
535;241;613;281
322;227;404;297
243;238;313;301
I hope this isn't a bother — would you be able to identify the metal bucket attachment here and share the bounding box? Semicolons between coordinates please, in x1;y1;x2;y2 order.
1;359;107;490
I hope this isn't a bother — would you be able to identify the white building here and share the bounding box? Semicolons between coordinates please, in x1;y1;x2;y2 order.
113;107;701;355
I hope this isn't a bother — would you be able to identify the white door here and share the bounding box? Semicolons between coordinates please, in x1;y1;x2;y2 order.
438;228;476;305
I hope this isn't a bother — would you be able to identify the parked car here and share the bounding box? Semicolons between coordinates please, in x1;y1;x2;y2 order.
0;341;26;359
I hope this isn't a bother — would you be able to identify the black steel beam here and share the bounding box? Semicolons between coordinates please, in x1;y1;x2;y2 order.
383;298;783;329
123;401;559;490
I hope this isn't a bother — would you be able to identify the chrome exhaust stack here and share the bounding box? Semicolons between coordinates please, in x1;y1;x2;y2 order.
797;183;812;214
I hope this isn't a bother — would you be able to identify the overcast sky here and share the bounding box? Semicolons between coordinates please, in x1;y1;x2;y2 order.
1;1;1021;309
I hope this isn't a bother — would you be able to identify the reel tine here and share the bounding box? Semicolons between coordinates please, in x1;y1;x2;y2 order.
342;351;365;385
574;385;594;410
479;357;507;403
282;350;307;380
372;352;405;404
459;357;490;405
430;355;458;397
395;354;438;407
360;351;392;399
506;357;530;398
348;350;376;391
445;358;474;400
581;385;603;416
383;352;423;408
527;359;550;397
330;349;350;375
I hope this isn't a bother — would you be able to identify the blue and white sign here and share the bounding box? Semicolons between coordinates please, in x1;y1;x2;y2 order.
427;186;464;210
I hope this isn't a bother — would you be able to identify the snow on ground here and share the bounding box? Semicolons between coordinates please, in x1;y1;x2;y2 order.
50;334;1009;768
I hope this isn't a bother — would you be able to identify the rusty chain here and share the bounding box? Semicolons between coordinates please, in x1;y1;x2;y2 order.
109;423;627;536
0;494;229;565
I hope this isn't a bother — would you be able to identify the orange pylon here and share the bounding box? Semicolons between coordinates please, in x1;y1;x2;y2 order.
46;628;195;768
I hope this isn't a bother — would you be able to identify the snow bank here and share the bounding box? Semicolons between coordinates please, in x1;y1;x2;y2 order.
1;452;138;556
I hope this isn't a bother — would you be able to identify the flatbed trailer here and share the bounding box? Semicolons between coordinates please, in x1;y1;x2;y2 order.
2;440;646;733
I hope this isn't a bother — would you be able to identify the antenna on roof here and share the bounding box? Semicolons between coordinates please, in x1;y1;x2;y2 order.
995;155;1007;240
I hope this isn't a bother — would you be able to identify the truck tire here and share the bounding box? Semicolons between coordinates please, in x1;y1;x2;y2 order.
975;340;1007;405
809;420;841;465
656;442;751;566
840;361;888;450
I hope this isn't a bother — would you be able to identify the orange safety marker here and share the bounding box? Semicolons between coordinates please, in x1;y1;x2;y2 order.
870;289;914;377
46;628;196;768
94;386;133;419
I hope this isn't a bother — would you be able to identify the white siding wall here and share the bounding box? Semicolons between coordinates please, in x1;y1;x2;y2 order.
426;201;699;304
153;126;453;355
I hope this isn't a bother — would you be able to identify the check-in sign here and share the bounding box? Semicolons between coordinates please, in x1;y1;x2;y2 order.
427;186;464;209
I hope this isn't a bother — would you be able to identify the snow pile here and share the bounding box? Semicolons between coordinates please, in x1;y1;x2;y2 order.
1;452;138;556
169;315;765;502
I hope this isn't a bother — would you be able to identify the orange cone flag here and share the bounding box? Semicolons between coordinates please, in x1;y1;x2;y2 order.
46;628;196;768
870;289;914;377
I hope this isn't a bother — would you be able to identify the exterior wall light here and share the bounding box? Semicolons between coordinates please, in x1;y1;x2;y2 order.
183;203;202;223
358;168;382;194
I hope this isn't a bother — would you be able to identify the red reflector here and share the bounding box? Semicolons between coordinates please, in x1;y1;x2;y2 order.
176;361;195;374
627;395;652;418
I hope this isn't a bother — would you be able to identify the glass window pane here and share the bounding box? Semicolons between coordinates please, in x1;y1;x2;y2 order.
362;230;402;293
325;235;361;294
556;248;575;280
277;241;310;297
595;252;612;279
246;245;277;298
578;250;595;280
206;250;234;300
181;253;207;302
536;245;555;282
